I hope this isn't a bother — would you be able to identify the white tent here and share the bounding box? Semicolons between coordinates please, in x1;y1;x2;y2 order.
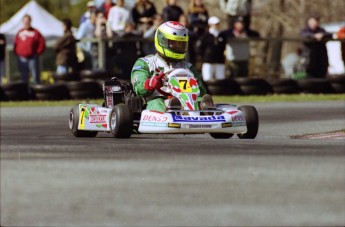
0;0;64;41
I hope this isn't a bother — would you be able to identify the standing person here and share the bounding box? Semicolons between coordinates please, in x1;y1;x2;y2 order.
162;0;184;22
131;21;213;112
197;16;227;82
300;16;332;78
14;15;45;84
54;19;78;74
132;0;157;32
107;0;130;36
142;14;163;55
336;26;345;68
219;0;251;29
76;11;97;69
179;14;197;66
99;0;115;19
0;33;6;85
80;1;97;25
223;16;260;77
188;0;208;36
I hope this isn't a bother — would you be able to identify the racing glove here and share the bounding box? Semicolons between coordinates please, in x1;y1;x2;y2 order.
144;69;165;91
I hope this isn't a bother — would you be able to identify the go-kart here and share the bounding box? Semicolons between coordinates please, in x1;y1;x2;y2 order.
69;68;259;139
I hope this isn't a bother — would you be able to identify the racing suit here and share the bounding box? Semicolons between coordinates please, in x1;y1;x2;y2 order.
131;54;207;112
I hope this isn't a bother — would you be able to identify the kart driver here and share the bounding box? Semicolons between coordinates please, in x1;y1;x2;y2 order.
131;21;214;112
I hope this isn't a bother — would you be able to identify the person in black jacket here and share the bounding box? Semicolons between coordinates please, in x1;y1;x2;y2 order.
197;16;227;81
0;33;6;84
162;0;184;22
300;16;332;78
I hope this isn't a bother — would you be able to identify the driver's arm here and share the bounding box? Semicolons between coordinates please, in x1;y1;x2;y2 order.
131;59;154;97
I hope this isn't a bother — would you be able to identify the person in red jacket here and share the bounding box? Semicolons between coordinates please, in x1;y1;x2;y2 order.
14;14;45;84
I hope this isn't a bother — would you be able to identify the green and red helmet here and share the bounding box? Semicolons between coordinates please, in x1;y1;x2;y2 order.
154;21;189;61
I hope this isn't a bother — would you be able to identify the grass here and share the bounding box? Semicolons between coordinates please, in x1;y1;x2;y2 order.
0;94;344;108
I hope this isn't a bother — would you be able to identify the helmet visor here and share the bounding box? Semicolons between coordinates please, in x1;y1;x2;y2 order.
168;40;188;53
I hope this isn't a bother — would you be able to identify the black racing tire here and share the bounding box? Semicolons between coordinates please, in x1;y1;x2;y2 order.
53;72;80;82
69;90;101;99
69;105;98;137
0;86;8;101
327;75;345;83
66;81;99;91
80;69;111;80
205;79;242;95
109;104;133;138
269;78;298;87
1;82;28;91
235;78;273;95
272;85;300;94
297;79;335;94
237;105;259;139
331;83;345;93
3;90;30;101
210;133;234;139
31;84;70;100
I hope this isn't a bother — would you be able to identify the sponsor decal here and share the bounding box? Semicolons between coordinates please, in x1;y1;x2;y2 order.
227;110;238;115
232;115;245;122
189;124;212;129
79;107;86;129
222;123;232;128
141;122;167;127
168;123;181;128
232;122;246;127
133;65;142;71
90;115;107;124
142;114;168;122
172;115;226;122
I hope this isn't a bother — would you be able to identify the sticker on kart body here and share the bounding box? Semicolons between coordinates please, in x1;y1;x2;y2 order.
172;115;226;122
141;122;167;127
89;115;107;124
142;114;168;122
222;123;232;128
168;123;181;128
188;124;212;129
232;115;245;122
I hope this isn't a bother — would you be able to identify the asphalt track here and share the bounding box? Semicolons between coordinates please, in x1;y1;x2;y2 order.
1;101;345;226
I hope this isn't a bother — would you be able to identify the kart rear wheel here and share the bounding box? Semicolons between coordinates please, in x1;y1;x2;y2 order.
237;105;259;139
110;104;133;138
69;105;98;137
210;133;234;139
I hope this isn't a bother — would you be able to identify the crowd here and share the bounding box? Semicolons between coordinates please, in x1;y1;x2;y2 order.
0;0;344;86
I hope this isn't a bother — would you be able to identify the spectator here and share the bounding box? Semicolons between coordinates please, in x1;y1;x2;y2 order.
107;0;130;36
76;11;98;69
300;16;332;78
188;0;208;36
197;16;227;81
219;0;251;29
0;33;6;85
162;0;184;22
179;14;197;66
95;11;113;38
336;26;345;67
54;19;78;74
132;0;157;32
14;15;45;84
142;14;163;55
281;48;305;79
111;23;143;79
80;1;97;25
223;16;259;77
99;0;115;19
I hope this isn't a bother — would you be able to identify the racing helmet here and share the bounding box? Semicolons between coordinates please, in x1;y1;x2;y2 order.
154;21;189;61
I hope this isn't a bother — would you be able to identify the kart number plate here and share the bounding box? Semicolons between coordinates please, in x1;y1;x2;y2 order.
178;78;192;93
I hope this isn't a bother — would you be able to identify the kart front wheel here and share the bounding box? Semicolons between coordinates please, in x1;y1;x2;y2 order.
110;104;133;138
237;105;259;139
69;105;98;137
210;133;234;139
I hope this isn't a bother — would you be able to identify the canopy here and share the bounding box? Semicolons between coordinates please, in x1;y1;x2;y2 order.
0;0;64;41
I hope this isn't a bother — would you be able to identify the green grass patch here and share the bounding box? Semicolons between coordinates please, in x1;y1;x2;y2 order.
0;94;344;107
